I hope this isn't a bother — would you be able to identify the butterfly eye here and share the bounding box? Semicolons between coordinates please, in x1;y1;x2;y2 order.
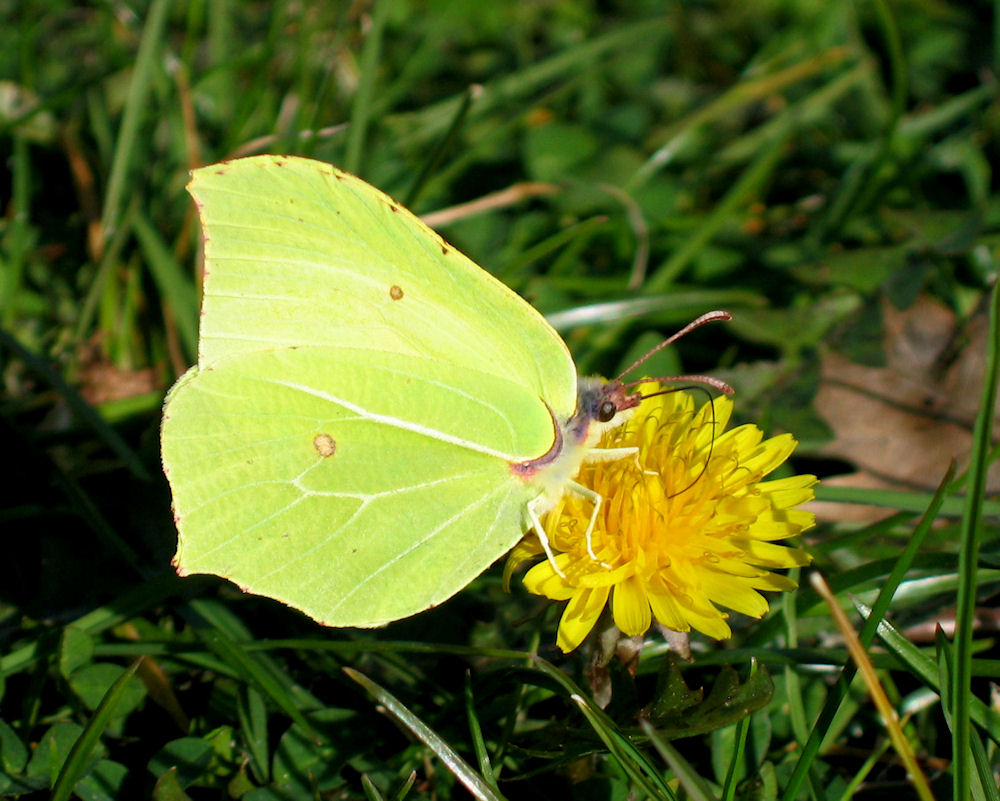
598;401;617;422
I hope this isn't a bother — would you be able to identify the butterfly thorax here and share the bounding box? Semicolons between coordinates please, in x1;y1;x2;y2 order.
510;376;640;512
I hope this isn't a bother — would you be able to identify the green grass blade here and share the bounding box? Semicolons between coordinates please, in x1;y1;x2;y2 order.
345;668;507;801
640;720;712;801
187;599;322;743
236;686;270;784
936;629;1000;801
464;673;500;793
100;0;172;240
403;84;478;209
780;462;955;801
952;280;1000;801
644;127;791;292
343;0;389;175
858;600;1000;745
813;484;1000;517
720;682;753;801
572;694;678;801
50;658;143;801
389;19;671;148
631;46;853;190
132;208;199;362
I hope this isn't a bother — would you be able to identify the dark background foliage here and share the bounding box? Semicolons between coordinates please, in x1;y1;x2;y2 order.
1;1;998;798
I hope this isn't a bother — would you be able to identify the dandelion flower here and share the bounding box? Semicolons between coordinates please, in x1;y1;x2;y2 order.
510;383;816;653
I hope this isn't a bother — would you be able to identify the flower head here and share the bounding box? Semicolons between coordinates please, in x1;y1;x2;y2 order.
509;383;816;652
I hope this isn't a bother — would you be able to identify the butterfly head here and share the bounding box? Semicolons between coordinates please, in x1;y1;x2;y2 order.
571;377;642;447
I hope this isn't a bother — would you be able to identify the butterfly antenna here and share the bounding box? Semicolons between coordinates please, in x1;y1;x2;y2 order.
625;373;734;397
666;385;719;498
632;383;723;498
616;310;732;383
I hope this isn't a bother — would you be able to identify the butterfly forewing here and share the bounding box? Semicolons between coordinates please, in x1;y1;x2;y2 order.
190;156;577;419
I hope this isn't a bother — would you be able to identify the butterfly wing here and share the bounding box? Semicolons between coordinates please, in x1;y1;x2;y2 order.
163;347;556;626
189;155;577;419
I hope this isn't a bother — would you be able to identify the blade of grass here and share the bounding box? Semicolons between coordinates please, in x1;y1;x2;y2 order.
545;290;764;333
810;573;935;801
464;673;500;794
345;668;506;801
571;694;678;801
814;484;1000;517
858;600;1000;745
187;599;322;743
361;773;388;801
100;0;172;242
720;663;756;801
499;215;611;284
952;280;1000;801
236;686;270;784
343;0;389;175
780;463;955;801
50;658;143;801
644;126;791;293
74;196;137;345
389;19;672;148
810;0;906;242
834;729;892;801
403;84;479;209
630;46;852;190
936;629;1000;801
640;720;713;801
133;208;199;362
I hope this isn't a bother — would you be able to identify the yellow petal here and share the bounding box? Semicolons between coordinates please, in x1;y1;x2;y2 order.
647;583;691;631
737;538;813;568
612;577;652;636
750;571;799;592
759;475;817;509
557;586;610;652
679;601;732;640
523;558;576;600
699;572;770;618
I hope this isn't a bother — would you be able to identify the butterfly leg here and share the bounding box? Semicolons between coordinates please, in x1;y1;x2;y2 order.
585;444;654;475
566;480;613;568
526;495;567;578
582;445;637;464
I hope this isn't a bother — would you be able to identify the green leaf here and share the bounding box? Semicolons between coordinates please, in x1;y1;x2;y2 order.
69;663;145;716
346;668;507;801
27;722;90;785
0;719;28;774
646;662;774;739
74;759;129;801
148;738;214;790
270;710;357;799
59;626;95;680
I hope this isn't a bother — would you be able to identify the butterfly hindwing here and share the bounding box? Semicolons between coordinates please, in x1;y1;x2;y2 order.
164;347;555;625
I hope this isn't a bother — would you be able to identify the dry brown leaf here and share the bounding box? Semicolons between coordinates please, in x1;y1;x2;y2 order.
811;293;998;522
76;338;157;406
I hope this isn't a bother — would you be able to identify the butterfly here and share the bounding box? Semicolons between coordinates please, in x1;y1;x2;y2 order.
161;155;729;626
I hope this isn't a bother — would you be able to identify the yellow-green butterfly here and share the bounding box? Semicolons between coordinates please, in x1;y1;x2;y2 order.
161;155;728;627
